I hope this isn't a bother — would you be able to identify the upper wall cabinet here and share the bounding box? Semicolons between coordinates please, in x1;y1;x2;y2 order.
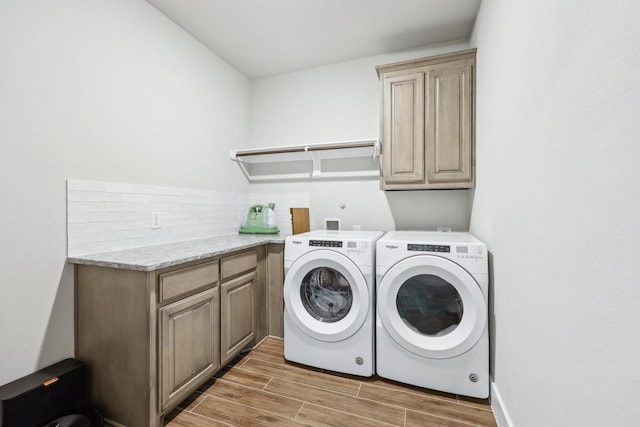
376;49;476;190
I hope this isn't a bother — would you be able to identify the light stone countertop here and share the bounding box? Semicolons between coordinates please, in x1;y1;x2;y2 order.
67;234;287;272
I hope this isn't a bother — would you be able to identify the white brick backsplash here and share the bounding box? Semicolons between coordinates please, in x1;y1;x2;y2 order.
67;179;309;256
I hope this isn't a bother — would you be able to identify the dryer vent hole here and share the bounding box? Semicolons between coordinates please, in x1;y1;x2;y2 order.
469;373;479;383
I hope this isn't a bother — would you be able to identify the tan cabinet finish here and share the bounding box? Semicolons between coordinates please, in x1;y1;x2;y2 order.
377;49;476;190
158;261;218;302
159;287;219;411
219;249;258;366
266;243;285;337
221;272;256;365
75;243;284;427
221;249;258;281
75;266;157;427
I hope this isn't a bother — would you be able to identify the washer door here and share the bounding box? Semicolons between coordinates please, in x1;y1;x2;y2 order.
377;255;486;359
284;250;369;342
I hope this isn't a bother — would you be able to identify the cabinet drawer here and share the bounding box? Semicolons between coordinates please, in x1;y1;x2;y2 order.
159;261;219;302
221;250;257;281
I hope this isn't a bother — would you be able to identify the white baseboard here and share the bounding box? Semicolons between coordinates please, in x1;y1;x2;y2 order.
491;382;514;427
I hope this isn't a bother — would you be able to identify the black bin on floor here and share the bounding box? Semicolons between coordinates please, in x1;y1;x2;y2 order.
0;358;103;427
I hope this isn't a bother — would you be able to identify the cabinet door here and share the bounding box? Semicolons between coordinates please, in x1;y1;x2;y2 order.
159;288;219;411
425;58;474;186
221;272;256;366
381;71;425;186
378;49;475;190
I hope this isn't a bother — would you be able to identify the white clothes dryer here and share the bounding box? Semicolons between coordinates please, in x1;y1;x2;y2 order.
284;230;383;376
376;231;489;398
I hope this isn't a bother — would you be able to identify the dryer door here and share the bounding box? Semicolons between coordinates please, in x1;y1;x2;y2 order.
284;250;370;342
377;255;486;359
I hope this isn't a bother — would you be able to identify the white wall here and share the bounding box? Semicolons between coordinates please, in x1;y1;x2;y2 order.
0;0;250;385
249;42;474;232
470;1;640;425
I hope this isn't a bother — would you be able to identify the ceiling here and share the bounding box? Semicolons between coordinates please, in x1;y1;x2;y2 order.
146;0;481;79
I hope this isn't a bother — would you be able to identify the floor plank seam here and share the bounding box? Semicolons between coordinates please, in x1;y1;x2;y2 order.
262;375;275;391
258;374;409;420
292;402;305;423
406;409;488;427
208;375;305;403
345;389;414;413
301;401;400;427
363;380;461;405
205;376;271;393
235;359;361;396
235;365;362;398
455;400;494;412
234;357;249;368
405;404;494;427
186;393;207;413
187;410;235;427
201;392;304;425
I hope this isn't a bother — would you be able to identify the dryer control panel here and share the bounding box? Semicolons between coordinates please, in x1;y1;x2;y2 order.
408;244;450;253
406;243;485;261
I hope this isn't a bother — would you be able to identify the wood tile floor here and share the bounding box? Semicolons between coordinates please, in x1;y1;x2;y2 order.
164;337;497;427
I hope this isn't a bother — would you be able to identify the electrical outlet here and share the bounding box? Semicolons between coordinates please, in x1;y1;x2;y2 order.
151;211;161;229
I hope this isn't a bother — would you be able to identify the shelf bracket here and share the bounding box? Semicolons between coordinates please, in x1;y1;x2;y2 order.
372;139;380;161
307;147;322;178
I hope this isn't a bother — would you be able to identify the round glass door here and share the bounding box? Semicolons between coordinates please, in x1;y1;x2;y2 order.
300;267;353;323
396;274;464;336
377;255;486;359
284;250;369;342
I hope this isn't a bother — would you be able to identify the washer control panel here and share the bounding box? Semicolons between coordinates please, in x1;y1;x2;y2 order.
308;239;372;256
309;240;342;248
346;240;370;255
455;244;485;260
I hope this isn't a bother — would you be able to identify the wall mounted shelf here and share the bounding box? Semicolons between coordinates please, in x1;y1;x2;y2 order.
230;139;380;181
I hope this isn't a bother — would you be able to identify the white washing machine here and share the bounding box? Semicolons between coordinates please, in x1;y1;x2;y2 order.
376;231;489;398
284;230;383;376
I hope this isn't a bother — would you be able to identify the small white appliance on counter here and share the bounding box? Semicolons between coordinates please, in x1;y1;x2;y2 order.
376;231;489;398
283;230;384;376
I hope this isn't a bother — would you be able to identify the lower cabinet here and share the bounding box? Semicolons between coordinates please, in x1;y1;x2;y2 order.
74;243;283;427
159;287;219;411
221;272;256;365
220;249;258;366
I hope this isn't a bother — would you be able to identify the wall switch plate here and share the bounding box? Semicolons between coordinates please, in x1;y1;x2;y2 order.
151;211;161;229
